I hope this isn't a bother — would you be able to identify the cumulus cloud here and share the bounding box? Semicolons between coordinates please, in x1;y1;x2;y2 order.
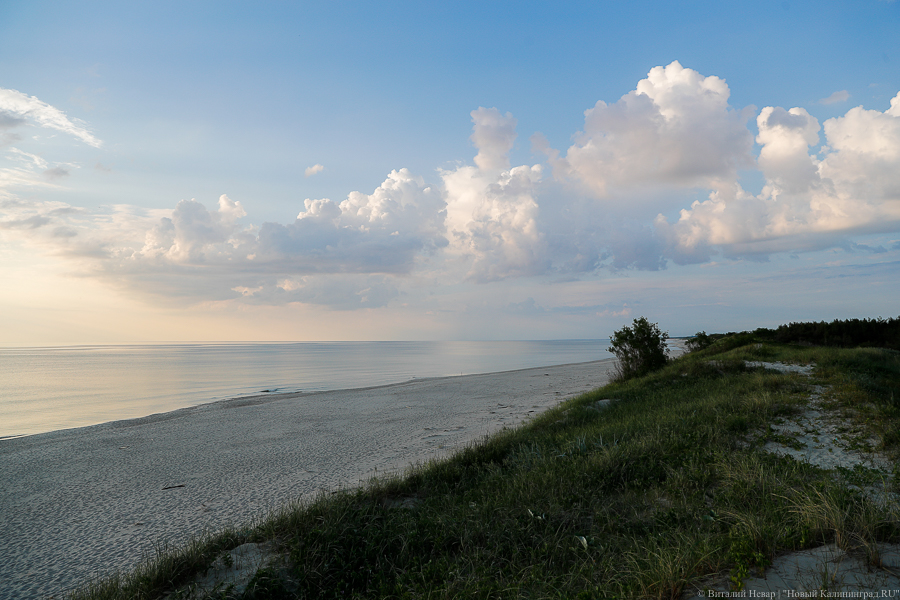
547;61;754;200
469;107;517;172
0;87;101;147
304;163;324;177
1;169;447;305
443;163;545;282
656;91;900;260
139;194;248;263
254;168;447;274
442;108;547;282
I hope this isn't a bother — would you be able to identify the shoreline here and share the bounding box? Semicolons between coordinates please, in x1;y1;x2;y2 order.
0;340;622;440
8;358;614;443
0;358;618;600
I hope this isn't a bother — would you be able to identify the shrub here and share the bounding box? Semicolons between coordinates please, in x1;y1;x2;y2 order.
686;331;713;352
610;317;670;380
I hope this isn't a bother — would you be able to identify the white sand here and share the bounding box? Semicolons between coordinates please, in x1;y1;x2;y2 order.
0;359;617;600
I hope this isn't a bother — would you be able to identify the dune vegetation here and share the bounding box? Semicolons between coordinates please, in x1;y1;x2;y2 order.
69;330;900;599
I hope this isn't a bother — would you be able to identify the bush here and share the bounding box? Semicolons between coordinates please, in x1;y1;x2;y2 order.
686;331;713;352
610;317;670;380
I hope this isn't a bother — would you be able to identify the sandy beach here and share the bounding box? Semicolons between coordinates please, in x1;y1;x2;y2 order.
0;358;617;600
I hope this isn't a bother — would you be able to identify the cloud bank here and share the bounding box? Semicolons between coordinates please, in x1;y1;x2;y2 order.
2;66;900;309
657;91;900;262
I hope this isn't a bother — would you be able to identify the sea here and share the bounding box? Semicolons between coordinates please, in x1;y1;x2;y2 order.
0;340;615;439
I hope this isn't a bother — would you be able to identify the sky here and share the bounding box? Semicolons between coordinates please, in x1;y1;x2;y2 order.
1;0;899;344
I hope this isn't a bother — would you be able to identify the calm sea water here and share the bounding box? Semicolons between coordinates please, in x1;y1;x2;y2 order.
0;340;614;439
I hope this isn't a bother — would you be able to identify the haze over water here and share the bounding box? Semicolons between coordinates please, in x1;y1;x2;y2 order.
0;340;614;439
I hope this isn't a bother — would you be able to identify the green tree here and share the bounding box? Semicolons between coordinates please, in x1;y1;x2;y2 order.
686;330;712;352
609;317;670;380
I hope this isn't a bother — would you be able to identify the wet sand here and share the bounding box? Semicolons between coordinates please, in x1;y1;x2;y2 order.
0;358;617;599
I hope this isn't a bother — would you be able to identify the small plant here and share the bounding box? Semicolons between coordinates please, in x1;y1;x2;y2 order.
609;317;670;380
727;529;769;591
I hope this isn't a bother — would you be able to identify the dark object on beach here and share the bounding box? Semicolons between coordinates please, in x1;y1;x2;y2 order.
609;317;669;380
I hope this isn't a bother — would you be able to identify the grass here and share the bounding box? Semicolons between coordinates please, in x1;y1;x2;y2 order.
68;338;900;599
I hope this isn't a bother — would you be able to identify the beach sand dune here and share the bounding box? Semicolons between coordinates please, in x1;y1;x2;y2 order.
0;359;616;600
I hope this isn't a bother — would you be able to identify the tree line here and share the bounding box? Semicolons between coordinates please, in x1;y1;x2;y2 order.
754;317;900;350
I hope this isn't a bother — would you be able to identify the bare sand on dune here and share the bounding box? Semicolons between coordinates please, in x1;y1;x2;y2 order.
0;359;617;600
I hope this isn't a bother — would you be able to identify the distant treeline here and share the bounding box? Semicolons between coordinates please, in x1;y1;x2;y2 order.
753;317;900;350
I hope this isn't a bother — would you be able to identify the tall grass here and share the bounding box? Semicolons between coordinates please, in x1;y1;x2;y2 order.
69;338;900;599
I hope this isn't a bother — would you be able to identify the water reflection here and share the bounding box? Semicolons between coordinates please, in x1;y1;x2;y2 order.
0;341;614;438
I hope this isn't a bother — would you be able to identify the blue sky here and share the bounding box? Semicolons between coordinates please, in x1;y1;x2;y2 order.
1;0;899;344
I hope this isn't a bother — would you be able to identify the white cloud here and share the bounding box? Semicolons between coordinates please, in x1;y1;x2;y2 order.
757;106;821;195
0;88;102;148
819;90;850;105
255;168;447;273
4;73;900;315
469;107;517;172
9;148;49;170
442;109;547;282
304;163;325;177
548;61;754;201
0;168;448;305
816;92;900;223
443;163;545;282
0;165;55;196
656;91;900;260
1;148;76;200
139;194;248;262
